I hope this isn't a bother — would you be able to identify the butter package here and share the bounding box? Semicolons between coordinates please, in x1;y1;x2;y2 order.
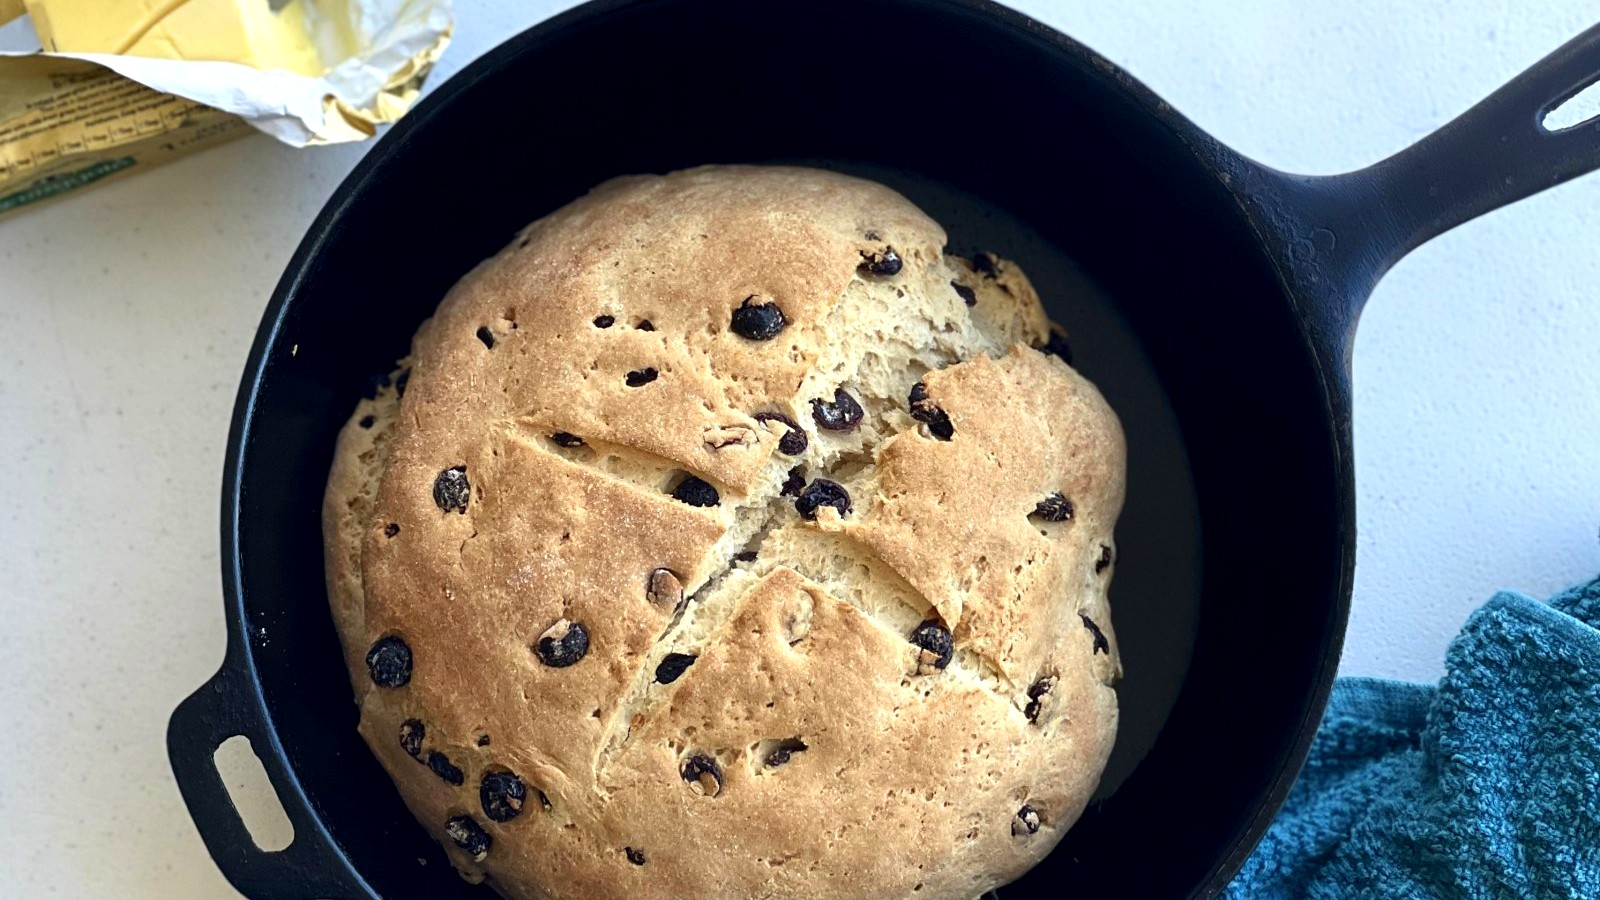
0;0;451;221
26;0;329;73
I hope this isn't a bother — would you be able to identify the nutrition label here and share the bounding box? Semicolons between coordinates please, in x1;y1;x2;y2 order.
0;56;247;217
0;67;212;176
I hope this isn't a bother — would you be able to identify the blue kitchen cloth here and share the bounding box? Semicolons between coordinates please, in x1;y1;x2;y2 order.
1223;576;1600;900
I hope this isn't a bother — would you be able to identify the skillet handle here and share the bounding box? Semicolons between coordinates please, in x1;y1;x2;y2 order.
1348;21;1600;264
1247;22;1600;368
168;652;374;899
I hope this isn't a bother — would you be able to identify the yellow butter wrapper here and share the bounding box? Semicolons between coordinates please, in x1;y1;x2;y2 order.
0;1;451;219
0;55;249;221
6;1;452;146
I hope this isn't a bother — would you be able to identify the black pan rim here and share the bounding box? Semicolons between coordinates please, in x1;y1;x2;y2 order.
216;1;1356;896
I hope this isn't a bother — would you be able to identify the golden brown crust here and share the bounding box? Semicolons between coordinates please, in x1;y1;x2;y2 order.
322;166;1124;900
830;347;1126;686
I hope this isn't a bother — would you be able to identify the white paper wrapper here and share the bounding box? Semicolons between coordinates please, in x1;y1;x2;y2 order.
0;0;452;146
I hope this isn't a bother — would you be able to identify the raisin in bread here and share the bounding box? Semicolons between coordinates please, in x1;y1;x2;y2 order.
323;165;1125;900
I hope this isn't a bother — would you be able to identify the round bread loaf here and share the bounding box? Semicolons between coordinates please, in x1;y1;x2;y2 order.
323;165;1125;900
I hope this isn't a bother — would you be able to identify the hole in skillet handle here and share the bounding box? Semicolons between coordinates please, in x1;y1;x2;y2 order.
170;663;390;897
213;735;295;852
1542;76;1600;131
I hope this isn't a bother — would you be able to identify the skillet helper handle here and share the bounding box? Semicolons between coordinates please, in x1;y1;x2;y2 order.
1352;21;1600;263
168;653;372;899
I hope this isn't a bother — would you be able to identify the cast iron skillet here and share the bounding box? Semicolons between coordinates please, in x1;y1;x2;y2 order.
168;1;1600;897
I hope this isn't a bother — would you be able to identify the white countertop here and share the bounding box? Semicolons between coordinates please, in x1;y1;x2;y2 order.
2;1;1597;897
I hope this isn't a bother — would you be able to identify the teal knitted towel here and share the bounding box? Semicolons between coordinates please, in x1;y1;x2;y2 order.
1223;576;1600;899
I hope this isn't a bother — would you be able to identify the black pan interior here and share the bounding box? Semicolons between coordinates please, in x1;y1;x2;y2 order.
233;1;1346;896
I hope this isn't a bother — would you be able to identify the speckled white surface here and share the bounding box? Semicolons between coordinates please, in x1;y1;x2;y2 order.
0;2;1596;897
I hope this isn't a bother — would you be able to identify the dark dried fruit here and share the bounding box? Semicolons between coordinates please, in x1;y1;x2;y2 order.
1024;677;1055;723
394;368;410;397
384;523;401;538
681;755;723;797
730;296;787;341
795;479;851;520
626;847;647;866
765;739;808;768
1040;331;1074;366
433;466;470;514
909;620;954;675
1013;805;1042;836
810;388;863;432
535;619;590;668
365;635;412;687
779;466;806;497
1080;614;1110;655
476;326;496;349
951;280;977;307
476;734;491;747
1096;544;1114;574
1031;493;1073;523
427;751;464;786
480;770;527;822
361;372;391;400
625;367;658;387
672;475;720;507
399;719;425;757
733;550;758;562
636;319;655;332
908;382;954;440
550;432;585;448
754;412;808;456
445;815;492;861
647;569;684;611
359;414;376;429
655;652;697;684
970;251;1000;279
594;315;616;328
859;247;903;277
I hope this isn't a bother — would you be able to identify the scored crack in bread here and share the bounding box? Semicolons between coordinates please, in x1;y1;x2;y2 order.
323;165;1126;900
